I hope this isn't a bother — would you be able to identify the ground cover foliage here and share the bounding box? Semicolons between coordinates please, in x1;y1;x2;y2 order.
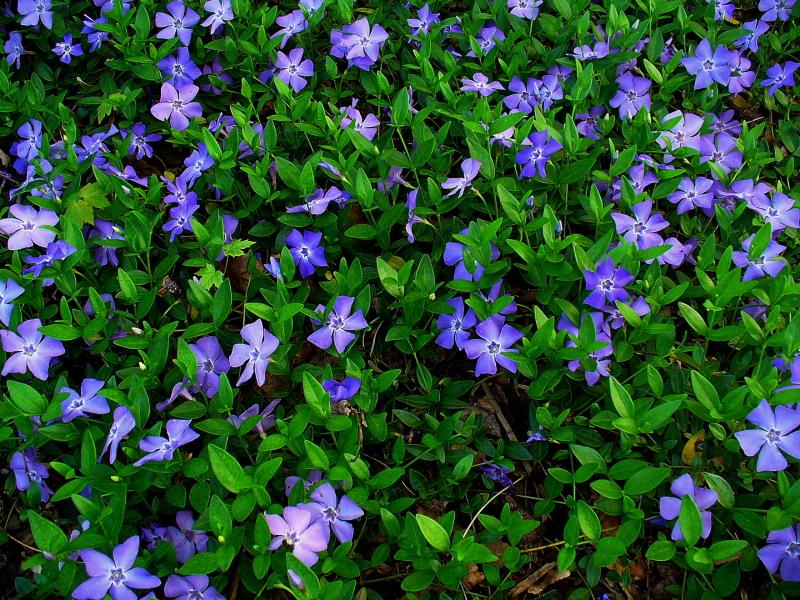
0;0;799;598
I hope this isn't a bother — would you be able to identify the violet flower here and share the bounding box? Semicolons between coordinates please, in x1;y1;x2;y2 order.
341;18;389;68
0;204;58;250
275;48;314;92
0;278;24;326
9;447;52;502
82;16;109;52
15;119;42;161
190;336;231;397
60;378;109;423
53;34;83;64
265;506;329;566
286;229;327;277
758;525;800;581
228;400;280;434
734;399;800;472
698;133;742;174
322;377;361;402
1;318;64;380
443;230;500;282
408;4;440;35
479;463;514;486
156;1;200;45
508;0;544;19
133;419;199;466
159;47;202;87
435;297;476;350
229;320;279;387
168;511;208;563
18;0;53;29
761;61;800;96
23;240;77;279
611;200;669;250
668;177;715;215
759;0;795;20
340;107;379;140
285;470;323;497
4;31;24;69
609;73;651;118
165;575;225;600
583;257;633;310
463;317;524;377
460;73;504;96
307;296;368;353
516;131;562;178
658;474;718;542
272;10;308;48
732;235;786;281
201;0;233;34
683;41;733;90
735;20;769;53
749;192;800;232
150;83;203;132
405;189;424;243
100;406;136;464
182;144;214;187
441;158;481;198
300;483;364;543
469;22;506;56
576;107;605;140
727;52;755;94
504;77;537;114
163;199;199;241
89;219;124;267
73;537;160;600
125;123;161;160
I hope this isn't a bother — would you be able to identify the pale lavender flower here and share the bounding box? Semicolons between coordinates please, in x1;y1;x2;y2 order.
609;73;651;118
190;336;231;397
1;318;64;380
0;204;58;250
156;1;200;45
758;525;800;581
150;83;203;131
761;61;800;96
576;107;605;140
9;447;52;502
668;177;715;214
0;279;24;326
229;320;279;387
408;4;440;35
4;31;24;69
735;399;800;471
728;52;755;94
307;296;367;353
732;236;786;281
272;10;308;48
73;537;160;600
735;20;770;53
168;511;208;563
759;0;795;21
299;483;364;543
460;73;504;96
611;200;669;250
265;506;329;566
659;474;717;542
508;0;543;19
340;107;379;140
165;575;224;600
504;77;537;114
60;378;109;423
18;0;53;29
698;133;742;174
133;419;199;466
464;317;524;377
749;193;800;232
100;406;136;464
228;400;280;434
201;0;233;34
275;48;314;92
441;158;481;198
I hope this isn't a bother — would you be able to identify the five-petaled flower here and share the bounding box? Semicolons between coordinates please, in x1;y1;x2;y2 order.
658;474;718;542
734;399;800;471
1;318;65;380
229;320;280;387
150;83;203;131
463;317;524;377
265;506;329;567
72;536;160;600
134;419;199;466
307;296;368;353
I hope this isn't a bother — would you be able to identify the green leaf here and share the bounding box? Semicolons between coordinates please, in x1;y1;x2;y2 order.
38;324;82;341
117;268;138;303
710;540;747;561
208;445;249;493
576;500;601;541
609;376;634;418
702;472;735;509
303;372;331;418
623;467;670;496
345;224;377;239
415;514;450;551
27;511;68;554
7;381;48;415
401;570;435;592
369;467;404;490
452;454;474;480
679;495;702;546
678;302;707;335
209;495;232;538
303;439;330;471
212;279;232;328
691;371;720;414
646;540;676;561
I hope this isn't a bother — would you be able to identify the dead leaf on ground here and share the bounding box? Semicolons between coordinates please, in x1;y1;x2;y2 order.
510;562;570;598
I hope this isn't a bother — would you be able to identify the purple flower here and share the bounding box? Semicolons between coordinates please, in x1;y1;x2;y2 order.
159;48;202;87
435;297;476;350
479;463;513;486
24;240;77;279
732;236;786;281
504;77;537;114
300;483;364;543
658;474;718;542
682;39;733;90
0;204;58;250
516;131;562;178
134;419;199;466
182;144;214;187
576;107;605;140
758;525;800;581
165;575;224;600
300;0;324;15
190;336;231;397
749;192;800;232
609;73;651;118
728;52;755;94
611;200;669;250
163;198;199;241
0;278;24;326
734;399;800;472
536;75;563;108
698;133;742;174
307;296;368;353
322;377;361;402
9;447;52;502
88;219;124;267
125;123;161;160
60;378;109;423
286;229;327;277
460;73;504;96
201;0;233;34
18;0;53;29
490;127;515;147
441;158;481;198
508;0;543;19
341;18;388;67
285;470;323;497
15;119;42;161
1;318;64;380
711;0;735;20
272;10;308;48
168;511;208;563
228;400;280;434
340;107;379;140
469;22;506;56
583;257;633;310
265;506;329;567
100;406;136;464
150;83;203;131
72;536;160;600
464;317;524;377
735;20;770;53
405;189;424;243
53;34;83;64
4;31;24;69
570;42;611;60
603;296;650;328
229;320;279;387
761;61;800;96
759;0;795;20
408;4;440;35
275;48;314;93
156;1;200;45
561;312;614;386
200;57;233;95
668;177;715;215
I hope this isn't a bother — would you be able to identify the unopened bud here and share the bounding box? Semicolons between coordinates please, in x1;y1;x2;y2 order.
217;535;225;544
138;362;146;371
131;327;143;335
